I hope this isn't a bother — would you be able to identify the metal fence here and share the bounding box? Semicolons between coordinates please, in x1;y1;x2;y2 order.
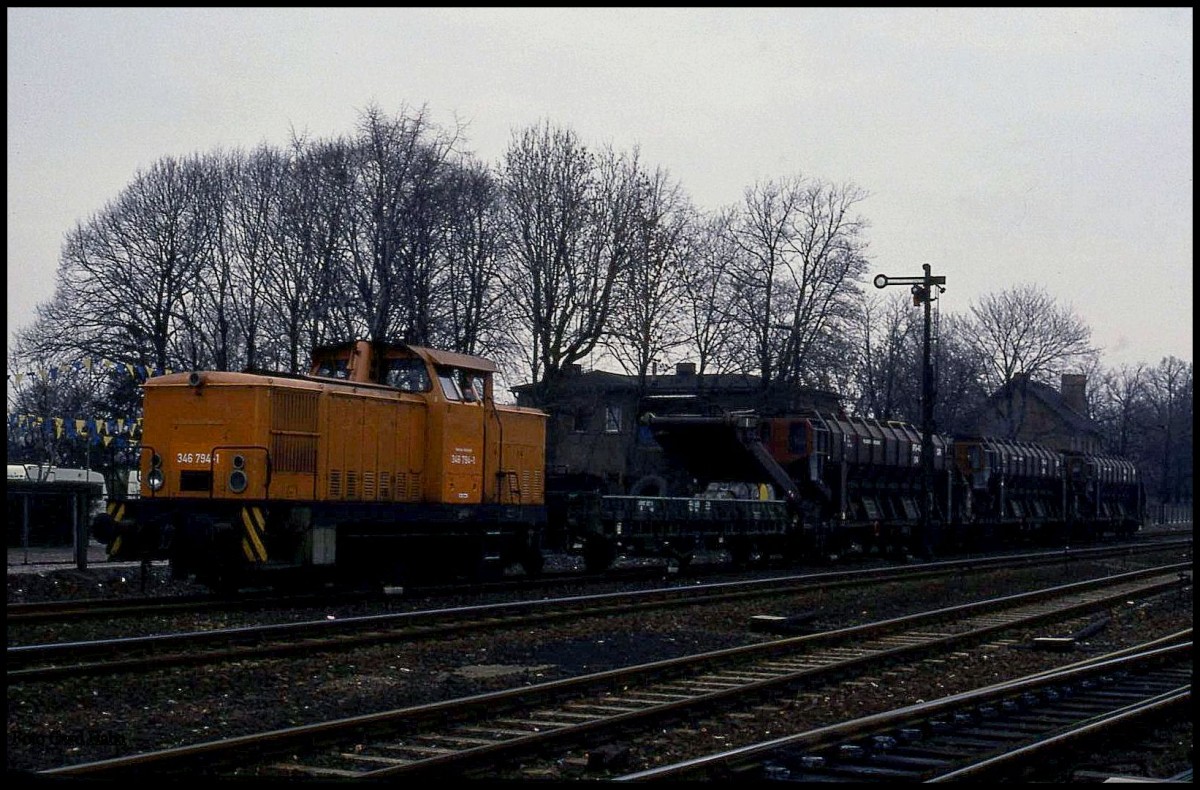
1148;503;1193;525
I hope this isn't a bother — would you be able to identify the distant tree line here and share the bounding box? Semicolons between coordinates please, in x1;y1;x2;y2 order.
8;103;1192;507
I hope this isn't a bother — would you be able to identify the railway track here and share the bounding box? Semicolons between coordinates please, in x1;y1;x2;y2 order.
617;640;1191;782
8;535;1190;626
4;564;655;625
8;543;1190;683
36;562;1191;778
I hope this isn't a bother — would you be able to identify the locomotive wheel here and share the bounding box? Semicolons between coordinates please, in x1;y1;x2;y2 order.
726;535;752;566
520;548;545;577
91;512;117;544
671;551;693;572
582;535;616;573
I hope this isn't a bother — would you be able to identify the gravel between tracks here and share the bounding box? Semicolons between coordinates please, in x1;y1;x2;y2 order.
7;550;1194;780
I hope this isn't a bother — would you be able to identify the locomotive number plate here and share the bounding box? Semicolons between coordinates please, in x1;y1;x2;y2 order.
176;451;220;465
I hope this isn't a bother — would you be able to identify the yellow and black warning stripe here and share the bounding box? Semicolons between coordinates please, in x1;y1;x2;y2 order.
240;506;268;563
105;502;127;558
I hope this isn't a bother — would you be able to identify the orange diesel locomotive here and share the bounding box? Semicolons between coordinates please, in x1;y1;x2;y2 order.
95;341;547;589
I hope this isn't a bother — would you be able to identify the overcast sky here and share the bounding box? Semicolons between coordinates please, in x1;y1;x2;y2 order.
7;7;1193;373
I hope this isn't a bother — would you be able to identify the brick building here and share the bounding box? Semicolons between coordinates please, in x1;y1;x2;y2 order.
972;372;1102;452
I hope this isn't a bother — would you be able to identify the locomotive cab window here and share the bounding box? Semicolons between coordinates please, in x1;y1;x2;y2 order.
315;358;350;379
385;358;431;392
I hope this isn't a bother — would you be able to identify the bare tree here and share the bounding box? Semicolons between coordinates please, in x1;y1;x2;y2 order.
438;154;507;356
776;179;870;386
21;155;216;373
497;121;628;387
727;178;796;385
852;291;919;419
675;208;743;376
603;158;693;384
931;314;992;436
269;134;356;368
340;103;462;345
965;283;1097;390
1094;363;1149;456
219;144;290;371
727;175;870;388
1144;356;1193;505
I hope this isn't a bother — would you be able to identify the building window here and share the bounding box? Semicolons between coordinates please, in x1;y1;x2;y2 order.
605;404;622;433
573;407;592;433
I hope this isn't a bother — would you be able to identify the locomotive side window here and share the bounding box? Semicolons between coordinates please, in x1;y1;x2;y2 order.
434;367;485;402
437;368;464;401
385;358;431;392
467;374;485;402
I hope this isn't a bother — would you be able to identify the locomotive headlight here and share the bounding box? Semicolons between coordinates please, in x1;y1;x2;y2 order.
147;468;165;491
229;469;248;493
147;453;164;491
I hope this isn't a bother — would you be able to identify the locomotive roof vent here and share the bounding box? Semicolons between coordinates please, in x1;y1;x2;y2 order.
188;371;203;388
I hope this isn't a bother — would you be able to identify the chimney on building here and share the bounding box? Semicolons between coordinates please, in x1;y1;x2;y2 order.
675;362;696;377
566;363;583;377
1061;373;1087;414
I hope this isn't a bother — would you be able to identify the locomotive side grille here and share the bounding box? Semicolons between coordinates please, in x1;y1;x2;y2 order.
271;390;319;473
363;471;376;500
404;473;421;500
329;469;342;498
272;390;319;432
346;470;359;500
515;469;543;501
272;434;317;473
389;471;422;501
379;471;392;500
